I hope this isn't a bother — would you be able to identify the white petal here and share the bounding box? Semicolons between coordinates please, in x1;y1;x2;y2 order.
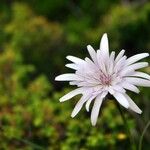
112;85;126;93
108;87;115;94
87;45;97;64
59;88;84;102
125;77;150;87
65;64;78;70
85;95;97;112
66;55;84;64
69;81;79;85
99;33;109;59
121;82;140;93
115;49;125;62
113;92;129;108
110;51;115;62
91;94;104;126
123;94;142;114
71;94;90;117
130;71;150;80
114;56;127;72
121;62;148;76
126;53;149;65
55;74;81;81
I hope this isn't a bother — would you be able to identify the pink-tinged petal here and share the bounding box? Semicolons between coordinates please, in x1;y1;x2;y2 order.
66;55;84;64
114;56;127;72
99;33;109;59
87;45;98;64
121;82;140;93
107;51;115;74
71;94;91;117
130;71;150;80
91;93;105;126
59;88;84;102
120;62;148;76
113;92;129;108
96;51;107;74
123;94;142;114
65;64;78;70
125;77;150;87
126;53;149;65
85;57;99;71
115;49;125;62
55;74;81;81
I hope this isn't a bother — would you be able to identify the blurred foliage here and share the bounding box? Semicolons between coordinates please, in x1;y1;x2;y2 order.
0;0;149;149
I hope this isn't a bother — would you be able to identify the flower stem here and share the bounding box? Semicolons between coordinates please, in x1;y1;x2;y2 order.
138;120;150;150
115;101;136;150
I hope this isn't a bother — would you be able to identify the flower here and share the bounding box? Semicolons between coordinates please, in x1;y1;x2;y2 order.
55;33;150;126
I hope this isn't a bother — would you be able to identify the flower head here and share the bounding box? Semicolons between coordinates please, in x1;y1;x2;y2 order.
55;33;150;126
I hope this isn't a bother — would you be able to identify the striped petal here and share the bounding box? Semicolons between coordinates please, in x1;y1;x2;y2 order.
130;71;150;80
121;62;148;76
125;77;150;87
121;82;140;93
126;53;149;65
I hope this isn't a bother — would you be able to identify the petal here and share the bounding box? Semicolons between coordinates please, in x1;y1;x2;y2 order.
121;82;140;93
114;56;127;72
112;85;126;93
126;53;149;65
125;77;150;87
59;88;84;102
66;55;84;64
115;49;125;62
96;50;107;74
113;92;129;108
71;94;91;117
65;63;78;70
123;94;142;114
55;74;81;81
85;95;97;112
99;33;109;59
130;71;150;80
121;62;148;76
91;94;104;126
87;45;97;64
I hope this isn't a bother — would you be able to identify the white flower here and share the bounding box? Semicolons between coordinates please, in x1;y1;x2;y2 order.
55;33;150;126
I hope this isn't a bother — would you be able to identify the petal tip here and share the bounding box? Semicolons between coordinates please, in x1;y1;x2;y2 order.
87;45;92;49
55;76;59;81
71;113;75;118
91;121;96;126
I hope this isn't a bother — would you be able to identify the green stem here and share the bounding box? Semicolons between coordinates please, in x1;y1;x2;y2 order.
115;101;136;150
138;120;150;150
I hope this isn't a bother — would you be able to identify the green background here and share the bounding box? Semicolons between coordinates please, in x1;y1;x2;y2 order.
0;0;149;149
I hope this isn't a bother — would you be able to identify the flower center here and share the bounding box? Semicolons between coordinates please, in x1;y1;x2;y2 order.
99;73;111;86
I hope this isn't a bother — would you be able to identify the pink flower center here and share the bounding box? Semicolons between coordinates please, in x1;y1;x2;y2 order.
100;73;111;86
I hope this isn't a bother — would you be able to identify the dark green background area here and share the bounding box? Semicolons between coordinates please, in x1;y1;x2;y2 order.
0;0;149;149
